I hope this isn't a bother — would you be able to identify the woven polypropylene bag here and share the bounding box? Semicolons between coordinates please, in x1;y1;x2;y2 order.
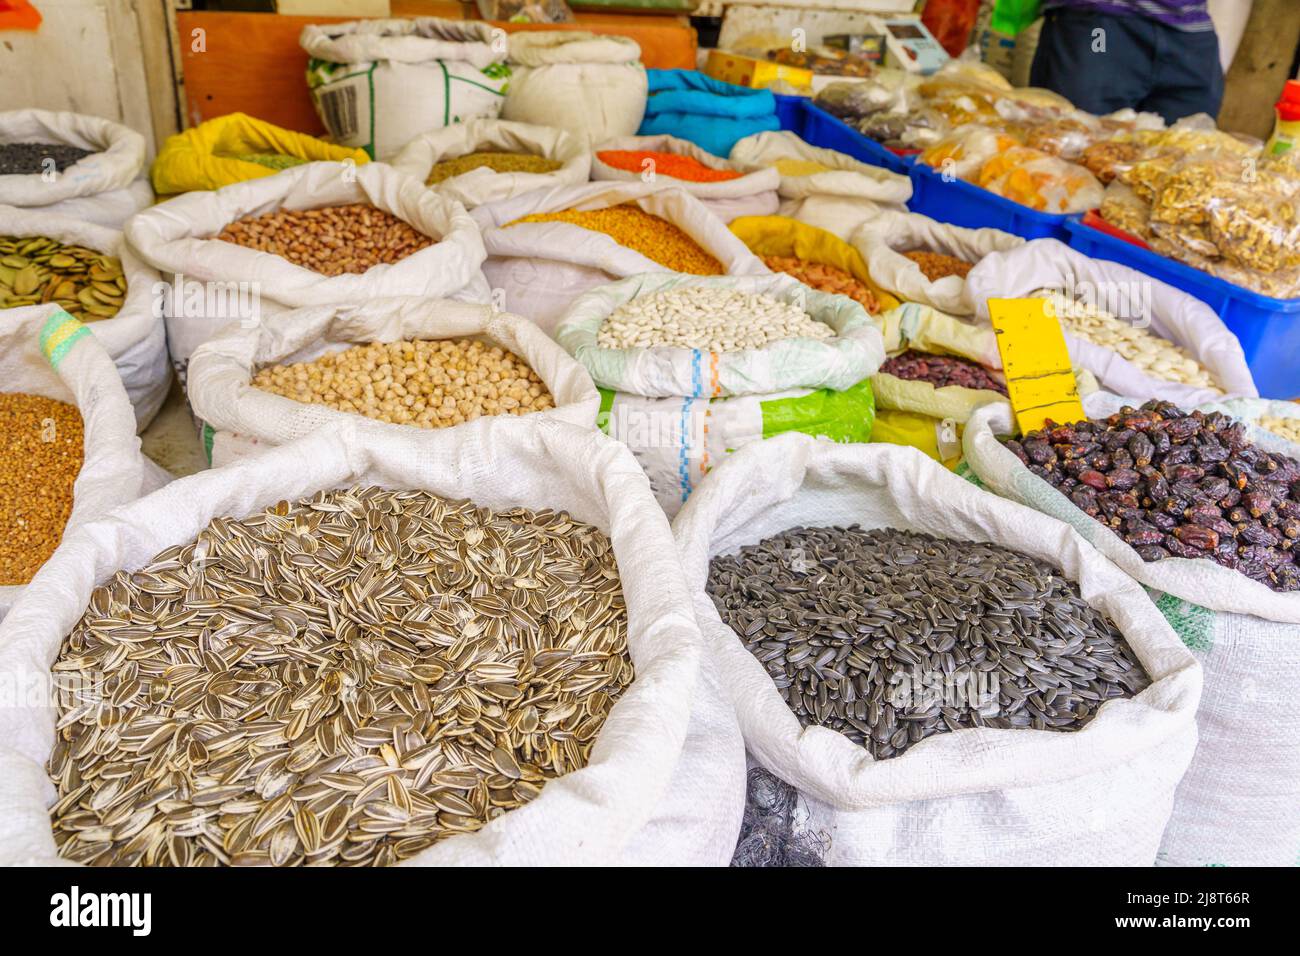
390;118;590;209
963;395;1300;866
502;32;646;148
673;434;1201;866
186;297;601;466
0;304;168;621
0;205;168;429
0;109;149;228
0;416;745;865
592;134;779;223
555;271;884;399
471;181;767;336
966;239;1258;405
124;161;491;383
300;18;508;161
729;130;912;240
851;209;1023;316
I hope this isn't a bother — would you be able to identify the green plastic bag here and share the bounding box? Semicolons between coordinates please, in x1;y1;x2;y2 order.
990;0;1041;36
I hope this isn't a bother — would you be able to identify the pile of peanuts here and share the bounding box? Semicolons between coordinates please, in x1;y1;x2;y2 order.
761;254;879;312
251;338;554;429
0;392;83;586
216;203;435;277
1037;290;1220;391
902;249;974;281
1259;414;1300;444
597;286;834;351
509;204;722;275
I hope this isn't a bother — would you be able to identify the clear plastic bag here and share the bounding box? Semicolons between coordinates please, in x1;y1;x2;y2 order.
814;79;912;121
1024;114;1103;161
1099;180;1152;239
856;107;949;149
1081;137;1144;184
919;124;1021;180
1148;150;1300;273
976;146;1104;213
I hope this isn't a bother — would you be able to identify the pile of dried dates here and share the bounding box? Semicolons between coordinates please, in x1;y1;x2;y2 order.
880;349;1007;394
1005;400;1300;592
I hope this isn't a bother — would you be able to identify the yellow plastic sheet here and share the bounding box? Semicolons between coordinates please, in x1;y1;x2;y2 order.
729;215;901;313
150;113;369;197
870;407;964;470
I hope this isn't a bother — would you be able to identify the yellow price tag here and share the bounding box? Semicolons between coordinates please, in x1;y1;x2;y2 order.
987;297;1086;435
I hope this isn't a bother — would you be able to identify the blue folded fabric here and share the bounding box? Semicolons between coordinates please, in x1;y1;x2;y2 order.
638;69;781;157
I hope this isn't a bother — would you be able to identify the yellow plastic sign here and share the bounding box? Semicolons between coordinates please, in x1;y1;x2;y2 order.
987;297;1085;435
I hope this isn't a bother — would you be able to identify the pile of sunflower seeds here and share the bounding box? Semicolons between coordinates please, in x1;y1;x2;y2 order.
707;525;1150;759
0;142;94;175
48;486;633;867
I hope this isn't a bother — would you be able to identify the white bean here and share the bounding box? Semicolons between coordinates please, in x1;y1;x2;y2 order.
596;286;835;352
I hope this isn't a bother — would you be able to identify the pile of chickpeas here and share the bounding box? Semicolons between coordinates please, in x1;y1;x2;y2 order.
252;338;554;429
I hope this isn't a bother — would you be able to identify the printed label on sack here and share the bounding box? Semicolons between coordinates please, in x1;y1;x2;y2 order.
307;59;376;157
987;297;1085;434
39;309;90;369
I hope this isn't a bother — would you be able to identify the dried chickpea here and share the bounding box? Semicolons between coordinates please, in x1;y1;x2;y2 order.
508;203;723;275
0;392;83;586
251;338;554;429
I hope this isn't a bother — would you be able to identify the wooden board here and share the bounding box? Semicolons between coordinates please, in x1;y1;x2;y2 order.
177;8;695;135
1218;0;1300;139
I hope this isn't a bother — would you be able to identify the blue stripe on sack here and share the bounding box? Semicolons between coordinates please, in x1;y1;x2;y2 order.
679;350;703;503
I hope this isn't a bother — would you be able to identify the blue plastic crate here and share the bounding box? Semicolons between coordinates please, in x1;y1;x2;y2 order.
773;94;807;135
906;163;1078;241
795;102;915;176
1064;219;1300;399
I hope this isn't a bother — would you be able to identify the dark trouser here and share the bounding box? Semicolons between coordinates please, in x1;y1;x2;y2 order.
1029;10;1224;125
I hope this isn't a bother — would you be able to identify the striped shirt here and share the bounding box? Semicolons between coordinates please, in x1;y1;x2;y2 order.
1043;0;1213;32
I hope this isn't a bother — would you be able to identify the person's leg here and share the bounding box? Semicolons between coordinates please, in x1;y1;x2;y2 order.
1029;10;1155;114
1139;24;1225;125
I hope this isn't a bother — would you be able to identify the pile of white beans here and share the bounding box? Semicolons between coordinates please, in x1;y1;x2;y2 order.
1036;290;1220;391
1259;414;1300;444
596;286;835;352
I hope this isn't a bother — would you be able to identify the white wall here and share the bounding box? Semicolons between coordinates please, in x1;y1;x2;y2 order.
0;0;162;154
1208;0;1253;72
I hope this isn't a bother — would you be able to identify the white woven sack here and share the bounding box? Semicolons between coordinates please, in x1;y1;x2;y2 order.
963;394;1300;866
472;181;767;336
124;161;491;382
502;32;646;148
592;134;779;223
0;109;148;228
556;271;884;398
186;296;601;467
852;210;1023;315
730;130;912;240
301;18;508;161
390;118;591;209
0;416;745;865
967;239;1258;405
0;206;168;430
0;304;169;621
673;434;1202;865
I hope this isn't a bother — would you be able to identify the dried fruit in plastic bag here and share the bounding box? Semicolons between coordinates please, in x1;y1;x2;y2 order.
919;125;1021;180
976;147;1104;213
